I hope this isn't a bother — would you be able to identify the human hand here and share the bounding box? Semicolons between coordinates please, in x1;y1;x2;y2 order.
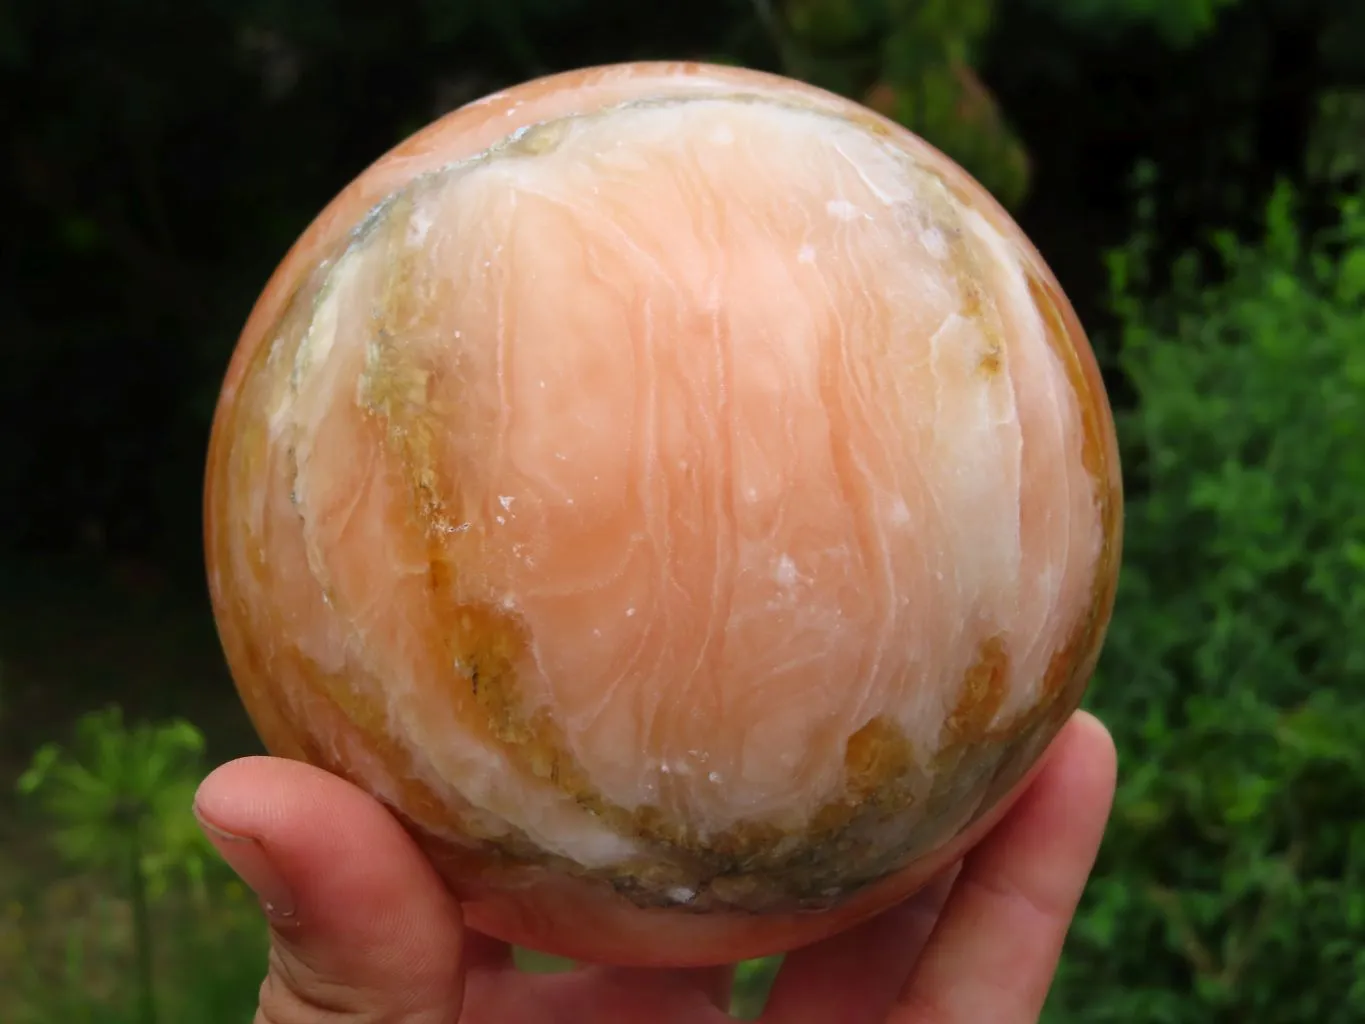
193;710;1116;1023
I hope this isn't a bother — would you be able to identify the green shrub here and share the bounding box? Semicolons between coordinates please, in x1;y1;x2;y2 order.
6;709;264;1024
1050;188;1365;1022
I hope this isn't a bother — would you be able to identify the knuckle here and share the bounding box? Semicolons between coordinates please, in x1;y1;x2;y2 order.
255;944;382;1024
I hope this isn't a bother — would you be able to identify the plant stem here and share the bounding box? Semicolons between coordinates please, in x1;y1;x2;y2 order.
129;817;158;1024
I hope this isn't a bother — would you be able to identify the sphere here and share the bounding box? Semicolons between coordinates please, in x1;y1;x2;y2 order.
204;61;1122;967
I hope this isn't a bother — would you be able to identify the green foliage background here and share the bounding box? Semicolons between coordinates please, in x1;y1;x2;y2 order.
2;0;1362;1020
1056;186;1365;1023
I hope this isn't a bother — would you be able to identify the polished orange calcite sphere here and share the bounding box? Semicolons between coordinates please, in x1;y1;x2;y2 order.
204;62;1122;967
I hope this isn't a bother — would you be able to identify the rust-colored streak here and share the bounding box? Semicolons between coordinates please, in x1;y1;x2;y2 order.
843;716;918;804
1026;272;1111;488
947;636;1011;741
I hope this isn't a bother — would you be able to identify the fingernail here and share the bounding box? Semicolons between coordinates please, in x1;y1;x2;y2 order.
194;804;297;921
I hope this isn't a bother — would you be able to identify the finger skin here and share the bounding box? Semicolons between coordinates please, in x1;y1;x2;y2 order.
196;757;732;1024
892;711;1117;1024
194;713;1113;1024
195;756;475;1023
759;864;960;1024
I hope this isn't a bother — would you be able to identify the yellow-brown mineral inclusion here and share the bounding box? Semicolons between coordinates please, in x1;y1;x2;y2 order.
204;61;1122;967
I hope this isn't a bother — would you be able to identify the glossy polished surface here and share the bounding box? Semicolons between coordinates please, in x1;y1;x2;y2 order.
205;62;1122;966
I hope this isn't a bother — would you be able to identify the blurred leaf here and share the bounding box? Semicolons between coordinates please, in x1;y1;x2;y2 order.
17;707;215;897
1021;0;1242;46
1308;89;1365;188
783;0;881;47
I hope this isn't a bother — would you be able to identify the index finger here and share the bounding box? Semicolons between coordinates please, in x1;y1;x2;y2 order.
891;711;1117;1023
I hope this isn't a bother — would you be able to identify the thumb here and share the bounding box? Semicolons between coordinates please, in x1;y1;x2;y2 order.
194;755;468;1023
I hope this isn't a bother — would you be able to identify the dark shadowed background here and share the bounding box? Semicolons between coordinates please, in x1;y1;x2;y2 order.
2;1;1363;1020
